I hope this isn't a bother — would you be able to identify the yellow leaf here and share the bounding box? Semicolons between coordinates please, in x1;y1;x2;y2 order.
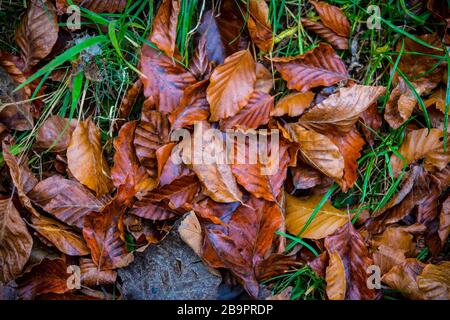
285;193;348;239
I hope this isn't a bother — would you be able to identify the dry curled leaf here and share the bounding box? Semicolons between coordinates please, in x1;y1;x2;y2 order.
0;197;33;283
246;0;273;52
285;193;348;239
16;0;58;70
67;118;113;196
310;0;351;37
301;18;348;50
273;43;348;92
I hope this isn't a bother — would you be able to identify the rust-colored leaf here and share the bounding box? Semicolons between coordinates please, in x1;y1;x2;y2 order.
80;258;117;287
247;0;273;52
324;222;379;299
382;258;426;299
301;18;348;50
35;115;74;152
219;91;274;130
30;215;90;256
207;50;256;121
310;0;351;37
417;262;450;299
139;45;196;113
16;0;58;70
83;199;134;270
111;121;157;201
29;175;105;229
67;118;113;196
150;0;181;59
0;196;33;283
273;43;348;92
117;80;143;126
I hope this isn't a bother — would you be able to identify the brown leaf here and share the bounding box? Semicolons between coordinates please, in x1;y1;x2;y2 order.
29;175;105;229
134;109;170;179
67;118;113;196
16;258;69;300
15;0;58;70
271;91;314;117
139;45;196;112
382;258;426;299
117;80;143;126
83;199;134;270
424;87;446;114
169;80;210;130
231;136;291;202
178;211;203;257
0;51;30;96
285;123;344;180
131;200;178;221
325;222;378;299
203;196;283;298
417;262;450;300
150;0;181;59
247;0;273;52
158;142;192;186
360;102;382;145
30;215;89;256
35;115;74;152
301;18;348;50
55;0;127;13
273;43;348;92
207;50;256;121
111;121;157;201
80;258;117;287
326;251;346;300
438;196;450;245
299;85;386;134
285;193;348;239
310;0;351;37
190;34;213;80
219;91;273;130
255;63;273;94
373;245;406;275
0;196;33;283
291;165;323;190
390;128;450;176
2;138;39;216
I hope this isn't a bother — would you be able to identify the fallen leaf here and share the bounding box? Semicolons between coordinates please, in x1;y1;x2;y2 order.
207;50;256;121
15;0;58;70
219;91;273;130
438;196;450;245
83;199;134;270
271;91;314;117
80;258;117;287
301;18;348;50
285;193;348;239
255;63;273;94
116;80;143;127
67;118;113;196
178;211;202;257
417;262;450;300
310;0;351;37
139;45;196;112
35;115;74;152
29;175;105;229
0;196;33;283
326;251;346;300
273;43;348;92
246;0;273;52
30;215;89;256
190;34;213;79
382;258;425;299
150;0;181;59
325;222;378;299
390;128;450;176
299;85;386;134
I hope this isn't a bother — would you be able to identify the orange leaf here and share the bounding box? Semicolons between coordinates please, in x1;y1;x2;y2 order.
150;0;181;59
310;0;351;37
272;91;314;117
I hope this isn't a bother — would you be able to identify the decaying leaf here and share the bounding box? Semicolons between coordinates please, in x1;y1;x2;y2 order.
150;0;181;59
246;0;273;52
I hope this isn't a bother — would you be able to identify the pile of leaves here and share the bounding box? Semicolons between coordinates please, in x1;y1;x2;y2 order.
0;0;449;300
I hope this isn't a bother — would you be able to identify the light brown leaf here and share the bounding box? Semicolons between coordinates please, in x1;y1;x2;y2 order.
272;91;314;117
0;197;33;283
382;259;426;300
273;43;348;92
178;211;203;257
255;62;273;94
299;85;386;134
285;193;348;239
207;50;256;121
30;215;89;256
417;262;450;300
15;0;58;70
150;0;181;59
326;251;346;300
390;128;450;176
80;258;117;287
67;119;112;196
